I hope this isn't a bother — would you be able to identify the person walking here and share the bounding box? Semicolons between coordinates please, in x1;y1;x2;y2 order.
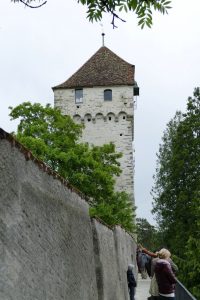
127;264;137;300
137;247;149;279
154;248;177;300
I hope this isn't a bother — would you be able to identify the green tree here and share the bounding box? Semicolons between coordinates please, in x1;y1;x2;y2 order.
136;218;161;250
152;88;200;296
182;235;200;298
151;111;183;248
9;102;136;231
91;191;135;232
11;0;171;28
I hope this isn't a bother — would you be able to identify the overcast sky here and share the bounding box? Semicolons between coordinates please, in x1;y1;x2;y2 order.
0;0;200;225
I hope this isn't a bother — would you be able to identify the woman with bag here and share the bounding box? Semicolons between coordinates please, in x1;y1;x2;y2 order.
148;256;159;300
154;249;177;300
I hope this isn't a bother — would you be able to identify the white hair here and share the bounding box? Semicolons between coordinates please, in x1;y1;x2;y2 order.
128;264;134;270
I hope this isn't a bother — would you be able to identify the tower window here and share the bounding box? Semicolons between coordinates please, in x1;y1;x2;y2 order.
75;88;83;103
104;89;112;101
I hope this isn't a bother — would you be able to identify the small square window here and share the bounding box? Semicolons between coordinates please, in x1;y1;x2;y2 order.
75;89;83;103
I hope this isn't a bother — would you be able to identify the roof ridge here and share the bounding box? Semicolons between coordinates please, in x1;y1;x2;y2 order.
52;46;104;90
101;46;133;66
52;46;135;90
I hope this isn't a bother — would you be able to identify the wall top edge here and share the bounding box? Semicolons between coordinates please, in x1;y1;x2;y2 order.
0;127;87;202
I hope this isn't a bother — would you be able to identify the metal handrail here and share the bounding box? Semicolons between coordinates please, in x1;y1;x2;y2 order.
175;280;197;300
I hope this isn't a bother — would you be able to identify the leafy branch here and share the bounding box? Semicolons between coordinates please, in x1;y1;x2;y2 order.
78;0;172;28
11;0;172;28
11;0;47;8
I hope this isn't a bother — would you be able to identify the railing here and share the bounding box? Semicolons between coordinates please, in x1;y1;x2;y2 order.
175;280;197;300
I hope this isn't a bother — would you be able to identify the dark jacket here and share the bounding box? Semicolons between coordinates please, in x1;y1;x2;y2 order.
155;259;177;294
127;269;137;288
151;257;178;277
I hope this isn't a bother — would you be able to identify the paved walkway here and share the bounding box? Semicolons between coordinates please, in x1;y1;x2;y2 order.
135;274;151;300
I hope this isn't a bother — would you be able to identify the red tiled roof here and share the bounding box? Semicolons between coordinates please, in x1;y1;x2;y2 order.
52;46;135;90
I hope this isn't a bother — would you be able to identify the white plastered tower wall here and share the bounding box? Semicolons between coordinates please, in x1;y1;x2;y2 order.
54;85;135;199
53;46;137;204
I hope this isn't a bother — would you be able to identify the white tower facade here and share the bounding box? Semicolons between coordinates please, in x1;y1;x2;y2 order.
53;46;138;203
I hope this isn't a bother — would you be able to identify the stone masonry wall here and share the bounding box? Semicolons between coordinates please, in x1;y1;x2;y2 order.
54;85;135;198
92;220;137;300
0;130;137;300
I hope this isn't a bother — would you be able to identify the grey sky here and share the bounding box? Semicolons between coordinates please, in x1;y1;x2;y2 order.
0;0;200;225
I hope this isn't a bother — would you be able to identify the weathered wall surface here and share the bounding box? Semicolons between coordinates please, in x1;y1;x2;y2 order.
54;85;135;198
0;130;137;300
0;137;98;300
92;220;137;300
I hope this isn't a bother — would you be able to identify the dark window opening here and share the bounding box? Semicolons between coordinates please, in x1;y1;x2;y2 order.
88;118;91;122
75;88;83;103
109;117;112;121
123;116;126;120
77;106;79;108
133;86;139;96
120;133;123;136
104;89;112;101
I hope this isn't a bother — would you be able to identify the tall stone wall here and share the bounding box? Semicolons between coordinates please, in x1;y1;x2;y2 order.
0;129;137;300
92;220;137;300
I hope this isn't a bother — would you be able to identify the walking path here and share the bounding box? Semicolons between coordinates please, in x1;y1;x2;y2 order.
135;274;151;300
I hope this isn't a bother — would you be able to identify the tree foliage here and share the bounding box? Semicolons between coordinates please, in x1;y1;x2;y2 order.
91;192;135;232
152;88;200;297
152;111;183;238
136;218;161;250
9;102;136;232
11;0;171;28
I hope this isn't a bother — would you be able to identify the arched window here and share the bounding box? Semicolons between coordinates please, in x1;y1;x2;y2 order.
104;89;112;101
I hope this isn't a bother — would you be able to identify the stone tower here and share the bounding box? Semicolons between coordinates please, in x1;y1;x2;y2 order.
52;46;138;204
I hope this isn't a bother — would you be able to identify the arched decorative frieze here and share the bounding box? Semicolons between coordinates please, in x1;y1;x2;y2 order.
118;111;127;121
95;113;104;123
84;113;92;123
73;114;81;124
107;112;115;122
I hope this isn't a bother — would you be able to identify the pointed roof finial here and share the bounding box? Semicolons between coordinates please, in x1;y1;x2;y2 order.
100;23;105;46
102;32;105;46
